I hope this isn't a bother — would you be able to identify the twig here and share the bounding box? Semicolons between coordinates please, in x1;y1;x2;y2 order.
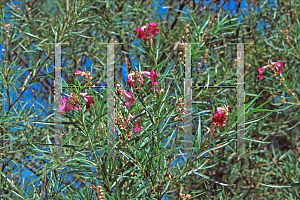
39;166;47;200
265;147;288;183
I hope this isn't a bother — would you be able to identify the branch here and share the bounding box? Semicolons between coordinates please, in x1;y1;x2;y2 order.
6;52;52;116
170;0;189;30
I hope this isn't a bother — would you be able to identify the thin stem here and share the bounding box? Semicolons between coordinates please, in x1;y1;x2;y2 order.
125;142;158;196
80;109;112;194
159;127;215;199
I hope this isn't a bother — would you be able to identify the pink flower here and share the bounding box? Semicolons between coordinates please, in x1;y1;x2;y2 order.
58;96;81;114
143;68;158;81
135;27;147;40
257;65;268;80
80;93;95;109
145;22;160;37
139;75;145;87
272;60;284;74
127;114;144;133
58;93;95;114
212;107;227;126
74;70;84;77
124;90;135;108
151;80;159;92
127;72;145;87
84;96;95;109
142;68;159;92
127;74;135;87
135;23;159;40
57;96;68;114
124;90;133;103
257;60;284;80
125;102;131;108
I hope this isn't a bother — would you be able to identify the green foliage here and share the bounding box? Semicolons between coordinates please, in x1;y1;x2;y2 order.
0;0;300;199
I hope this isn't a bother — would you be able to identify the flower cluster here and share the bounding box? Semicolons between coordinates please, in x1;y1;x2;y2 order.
257;60;284;80
114;85;145;141
127;114;144;134
179;193;192;200
179;186;192;200
142;68;159;92
212;105;231;127
125;68;159;108
74;70;86;77
135;22;160;40
115;112;144;149
172;97;186;132
90;185;105;200
114;68;160;152
58;70;96;114
208;105;231;138
74;70;95;87
124;90;135;108
58;93;95;114
3;22;12;38
212;107;227;127
127;71;145;88
58;93;81;114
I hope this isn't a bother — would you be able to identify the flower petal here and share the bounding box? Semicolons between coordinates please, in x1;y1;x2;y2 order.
212;107;227;126
74;70;83;77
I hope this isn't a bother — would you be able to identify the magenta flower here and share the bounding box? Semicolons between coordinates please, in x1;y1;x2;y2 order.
272;60;284;74
127;72;145;87
74;70;84;77
257;65;268;80
142;68;158;81
212;107;227;126
257;60;284;80
135;27;147;40
135;23;160;40
80;93;95;109
58;96;81;114
125;102;131;108
127;114;144;133
150;80;159;92
57;96;69;114
127;74;135;87
58;93;95;114
85;96;95;109
124;90;135;108
139;74;145;87
142;68;159;92
124;90;133;102
145;22;160;37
